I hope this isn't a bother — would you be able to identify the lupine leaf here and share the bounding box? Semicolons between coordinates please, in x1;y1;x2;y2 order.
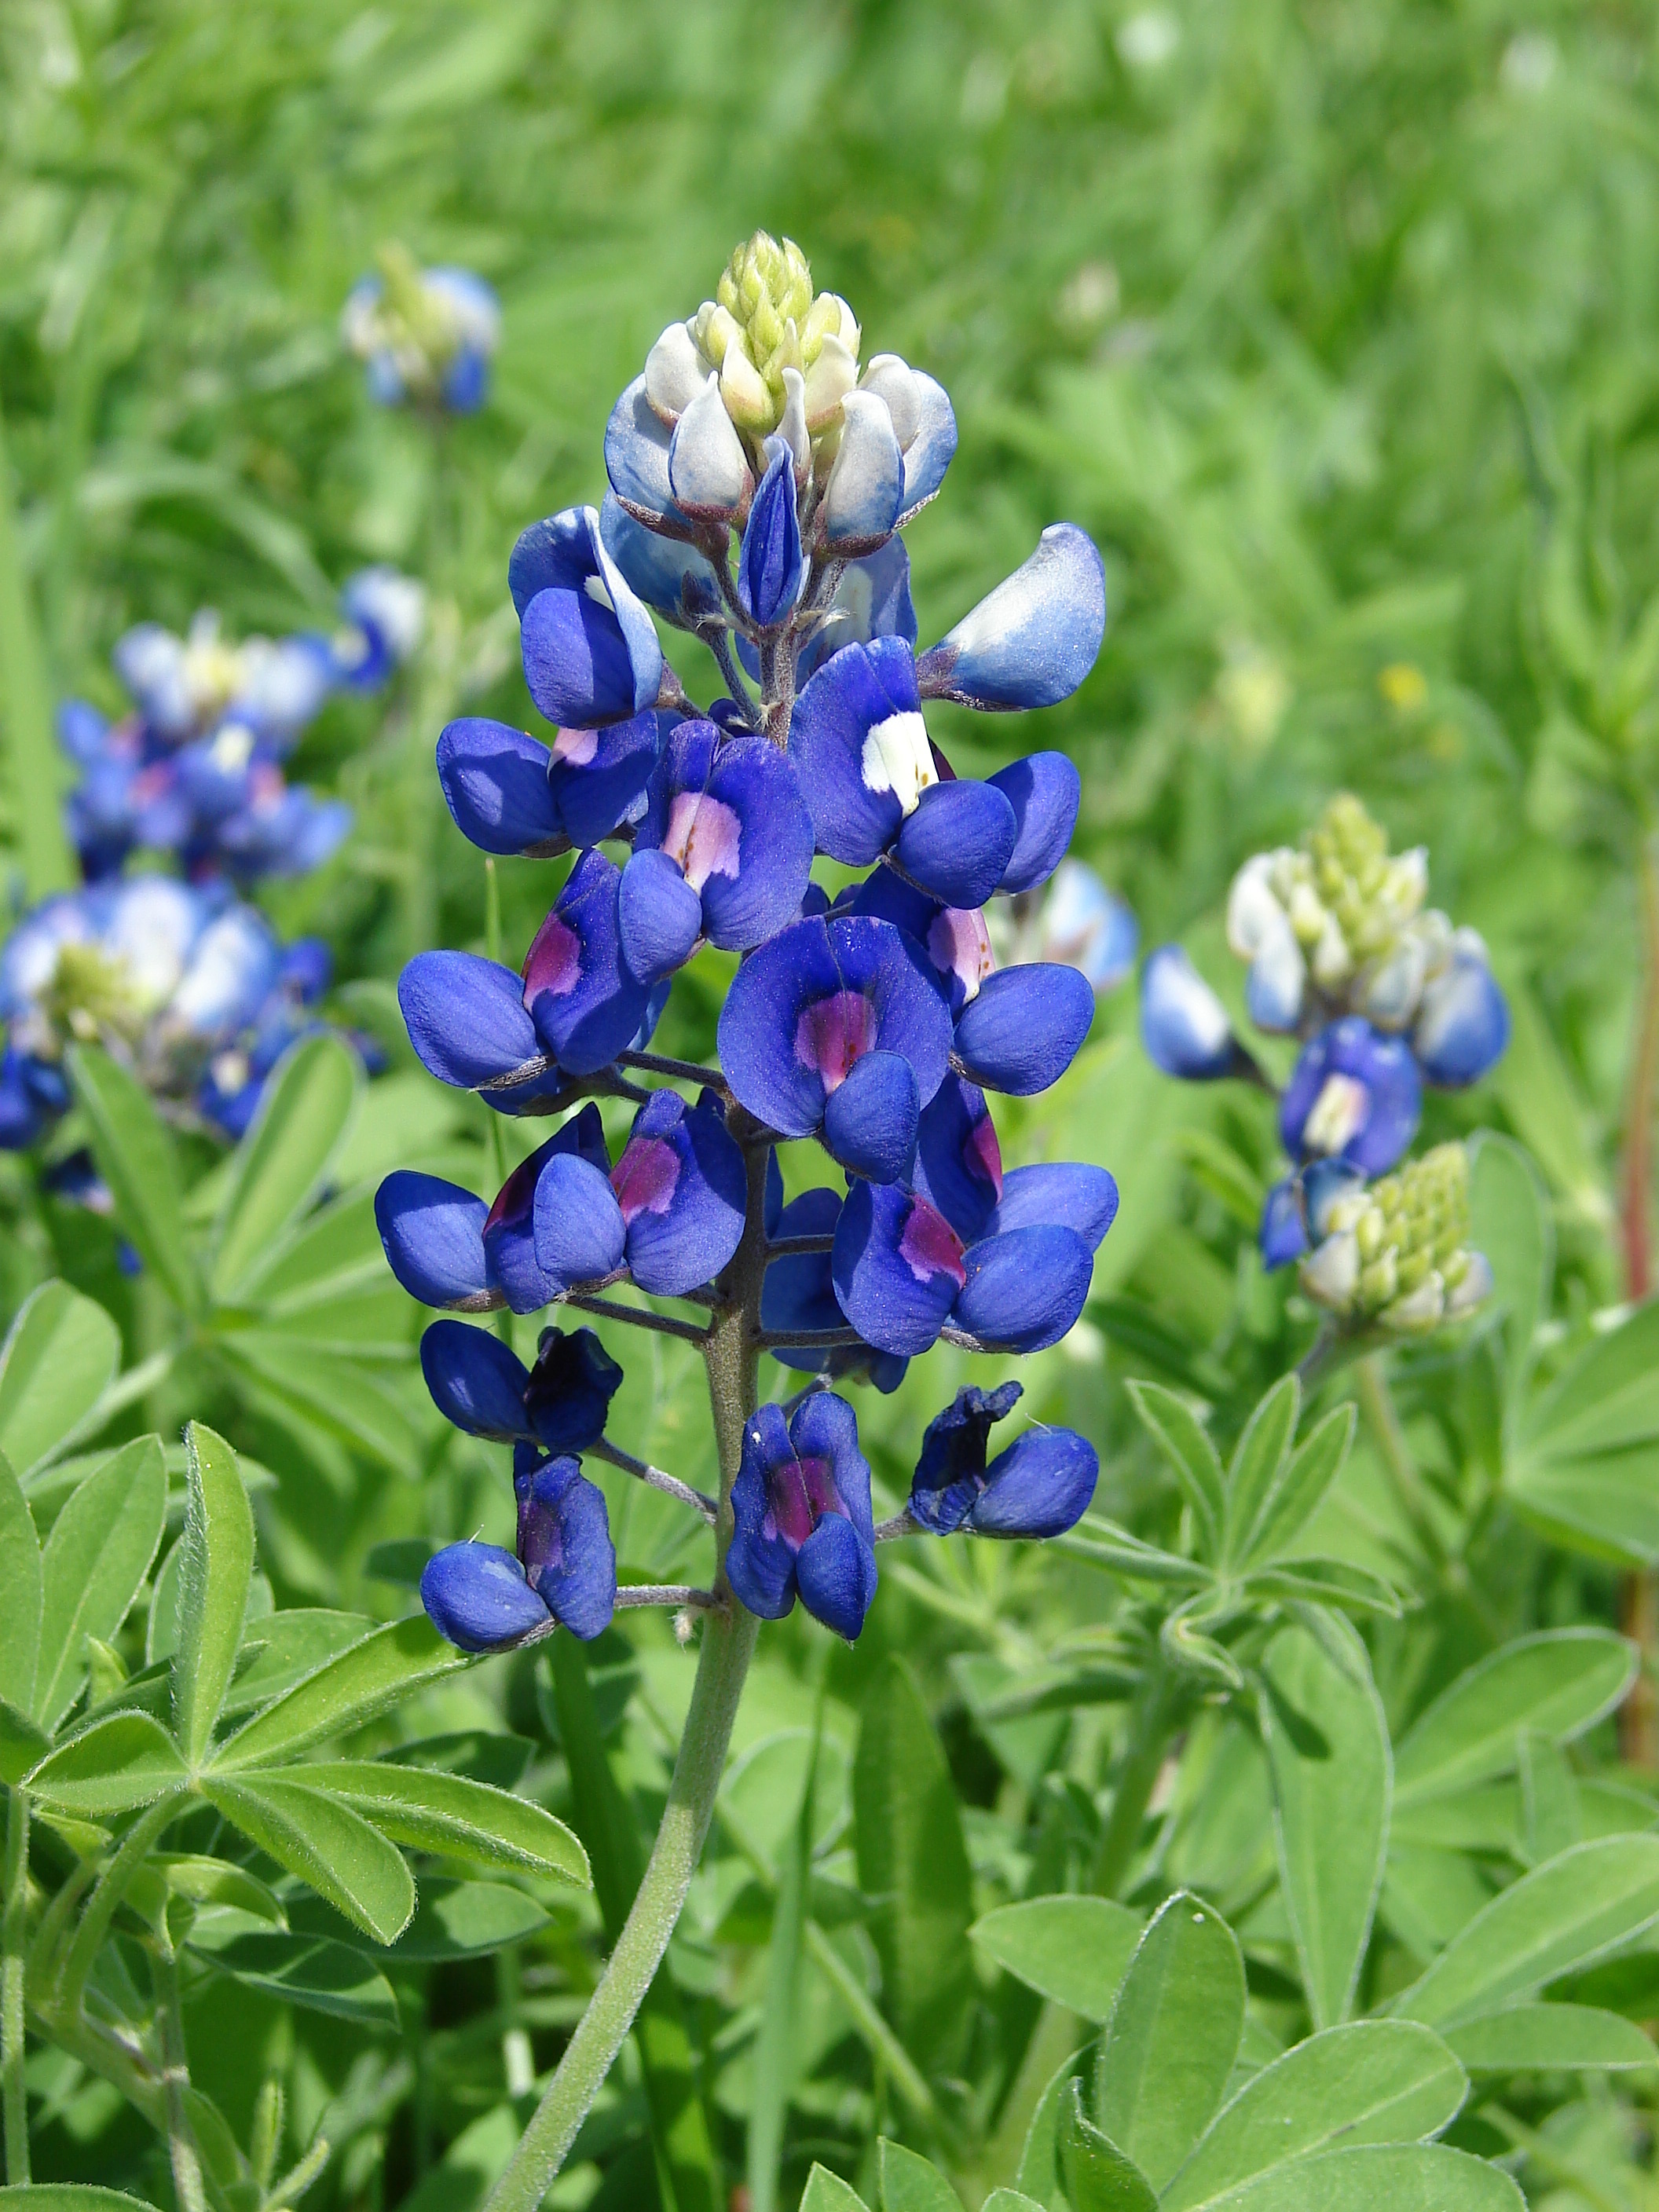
0;1282;121;1478
0;1447;41;1714
203;1775;415;1944
0;2190;165;2212
209;1033;362;1299
1392;1632;1635;1805
25;1712;187;1815
970;1897;1142;2021
798;2168;870;2212
171;1423;255;1766
1238;1404;1356;1565
65;1046;201;1311
378;1878;547;1959
1221;1376;1299;1566
154;1854;285;1925
877;2139;962;2212
1260;1621;1391;2028
1162;2023;1467;2210
1059;2082;1157;2212
0;1701;49;1786
1017;2042;1094;2204
34;1436;167;1731
1094;1892;1245;2192
191;1931;398;2027
211;1615;467;1769
1126;1381;1224;1559
1193;2143;1523;2208
295;1760;588;1884
1442;2002;1657;2073
1468;1133;1551;1418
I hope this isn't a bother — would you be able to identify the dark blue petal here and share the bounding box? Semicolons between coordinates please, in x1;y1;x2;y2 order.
1280;1018;1421;1175
547;709;669;849
761;1187;845;1349
484;1115;610;1311
991;1163;1118;1251
1412;943;1511;1089
0;1049;53;1149
618;848;704;984
966;1429;1097;1538
796;539;918;686
522;1327;624;1453
953;963;1094;1096
637;732;813;953
617;1086;747;1296
515;1454;617;1641
832;1181;964;1357
727;1404;803;1621
908;1382;1022;1533
422;1544;550;1653
791;1390;877;1552
795;1514;877;1639
522;851;653;1075
991;753;1081;895
910;1075;1004;1243
437;720;566;856
58;699;112;767
400;952;540;1091
738;448;807;626
787;638;924;866
915;525;1106;711
1139;947;1238;1081
954;1225;1093;1352
1259;1176;1309;1269
895;779;1018;910
375;1172;493;1308
600;493;720;623
821;1049;919;1185
530;1152;628;1295
514;507;661;727
419;1320;532;1441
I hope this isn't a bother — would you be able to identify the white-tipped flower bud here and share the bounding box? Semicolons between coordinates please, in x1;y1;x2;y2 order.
668;373;753;515
644;321;711;422
858;353;922;449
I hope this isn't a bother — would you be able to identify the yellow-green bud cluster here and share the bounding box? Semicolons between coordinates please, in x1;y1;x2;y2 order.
349;246;468;401
1300;1143;1492;1333
657;231;859;439
35;943;146;1056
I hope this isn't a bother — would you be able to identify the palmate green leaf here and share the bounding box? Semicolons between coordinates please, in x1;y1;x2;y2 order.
1127;1381;1224;1558
1507;1302;1659;1562
212;1335;422;1472
970;1897;1142;2021
203;1775;415;1944
1393;1836;1659;2028
219;1611;378;1718
1221;1376;1299;1566
1060;2083;1156;2212
194;1931;398;2027
171;1423;254;1767
0;1701;49;1786
153;1854;285;1926
1198;2143;1522;2210
1162;2023;1467;2210
383;1879;548;1960
877;2139;962;2212
0;1282;121;1478
1018;2045;1094;2203
0;1447;41;1713
855;1655;976;2075
981;2197;1045;2212
1094;1892;1245;2192
34;1435;166;1731
1392;1630;1635;1806
295;1760;588;1884
800;2167;870;2212
212;1614;467;1770
65;1046;201;1311
1242;1558;1402;1615
1260;1621;1391;2028
25;1712;187;1814
1445;2001;1657;2074
1468;1133;1552;1419
1238;1404;1356;1566
0;2190;163;2212
209;1034;362;1300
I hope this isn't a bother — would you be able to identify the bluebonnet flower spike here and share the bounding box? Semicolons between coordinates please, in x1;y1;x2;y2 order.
1280;1017;1422;1177
908;1383;1097;1538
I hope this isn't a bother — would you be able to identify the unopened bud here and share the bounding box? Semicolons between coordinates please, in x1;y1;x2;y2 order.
1299;1142;1491;1334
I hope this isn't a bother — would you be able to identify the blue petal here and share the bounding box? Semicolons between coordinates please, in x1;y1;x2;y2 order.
1412;943;1511;1089
916;525;1106;711
738;448;807;626
419;1320;532;1441
954;1225;1093;1352
1139;947;1237;1081
422;1544;549;1654
1259;1175;1309;1269
787;637;923;866
897;373;958;522
991;1163;1118;1251
1280;1018;1422;1175
832;1181;964;1357
953;964;1094;1096
522;1327;624;1453
908;1382;1022;1533
515;1455;617;1641
635;723;814;953
438;720;567;857
761;1187;845;1346
895;779;1017;910
484;1111;611;1311
400;952;540;1090
618;848;704;983
522;850;654;1075
821;1049;919;1184
796;538;917;686
603;375;680;519
375;1173;493;1308
616;1087;747;1297
795;1513;878;1639
600;492;720;623
1040;862;1139;996
58;699;111;767
514;507;662;727
910;1075;1004;1243
792;1390;876;1552
822;392;905;547
990;753;1081;895
547;709;669;849
727;1404;803;1621
967;1429;1098;1538
529;1152;628;1295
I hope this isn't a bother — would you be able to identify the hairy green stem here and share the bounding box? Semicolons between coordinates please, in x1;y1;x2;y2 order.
56;1795;181;2016
3;1790;28;2184
1355;1355;1445;1571
482;1130;772;2212
152;1943;207;2212
1093;1651;1177;1899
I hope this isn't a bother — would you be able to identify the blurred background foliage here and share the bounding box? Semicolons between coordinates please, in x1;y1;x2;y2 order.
5;1;1659;2207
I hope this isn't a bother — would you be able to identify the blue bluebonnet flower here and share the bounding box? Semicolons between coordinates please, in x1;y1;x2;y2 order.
1279;1016;1422;1177
420;1452;617;1651
333;568;427;688
396;230;1118;1654
412;1320;624;1452
342;249;501;412
1140;947;1243;1080
906;1382;1097;1539
727;1394;877;1639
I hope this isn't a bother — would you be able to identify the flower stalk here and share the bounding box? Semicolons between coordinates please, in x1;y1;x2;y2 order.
3;1789;28;2185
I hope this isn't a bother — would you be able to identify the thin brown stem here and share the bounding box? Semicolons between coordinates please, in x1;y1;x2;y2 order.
613;1587;722;1612
560;1295;711;1346
616;1049;731;1090
591;1439;716;1519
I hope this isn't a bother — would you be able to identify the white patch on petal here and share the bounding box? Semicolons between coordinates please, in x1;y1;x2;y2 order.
553;727;599;766
1303;1072;1371;1156
664;790;742;891
859;712;936;816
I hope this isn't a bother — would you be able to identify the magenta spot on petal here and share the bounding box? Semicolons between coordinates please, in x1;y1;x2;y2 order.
553;727;599;766
767;1452;840;1552
928;907;996;1003
967;1107;1004;1199
610;1135;681;1225
516;1486;564;1577
664;789;742;892
899;1196;968;1288
522;909;581;1004
485;1152;540;1238
794;990;876;1093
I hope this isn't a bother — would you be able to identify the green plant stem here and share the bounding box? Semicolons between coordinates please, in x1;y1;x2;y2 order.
0;389;73;898
151;1942;207;2212
1354;1355;1446;1571
3;1789;28;2184
482;1126;772;2212
55;1794;181;2016
1093;1651;1177;1898
1618;829;1659;1764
